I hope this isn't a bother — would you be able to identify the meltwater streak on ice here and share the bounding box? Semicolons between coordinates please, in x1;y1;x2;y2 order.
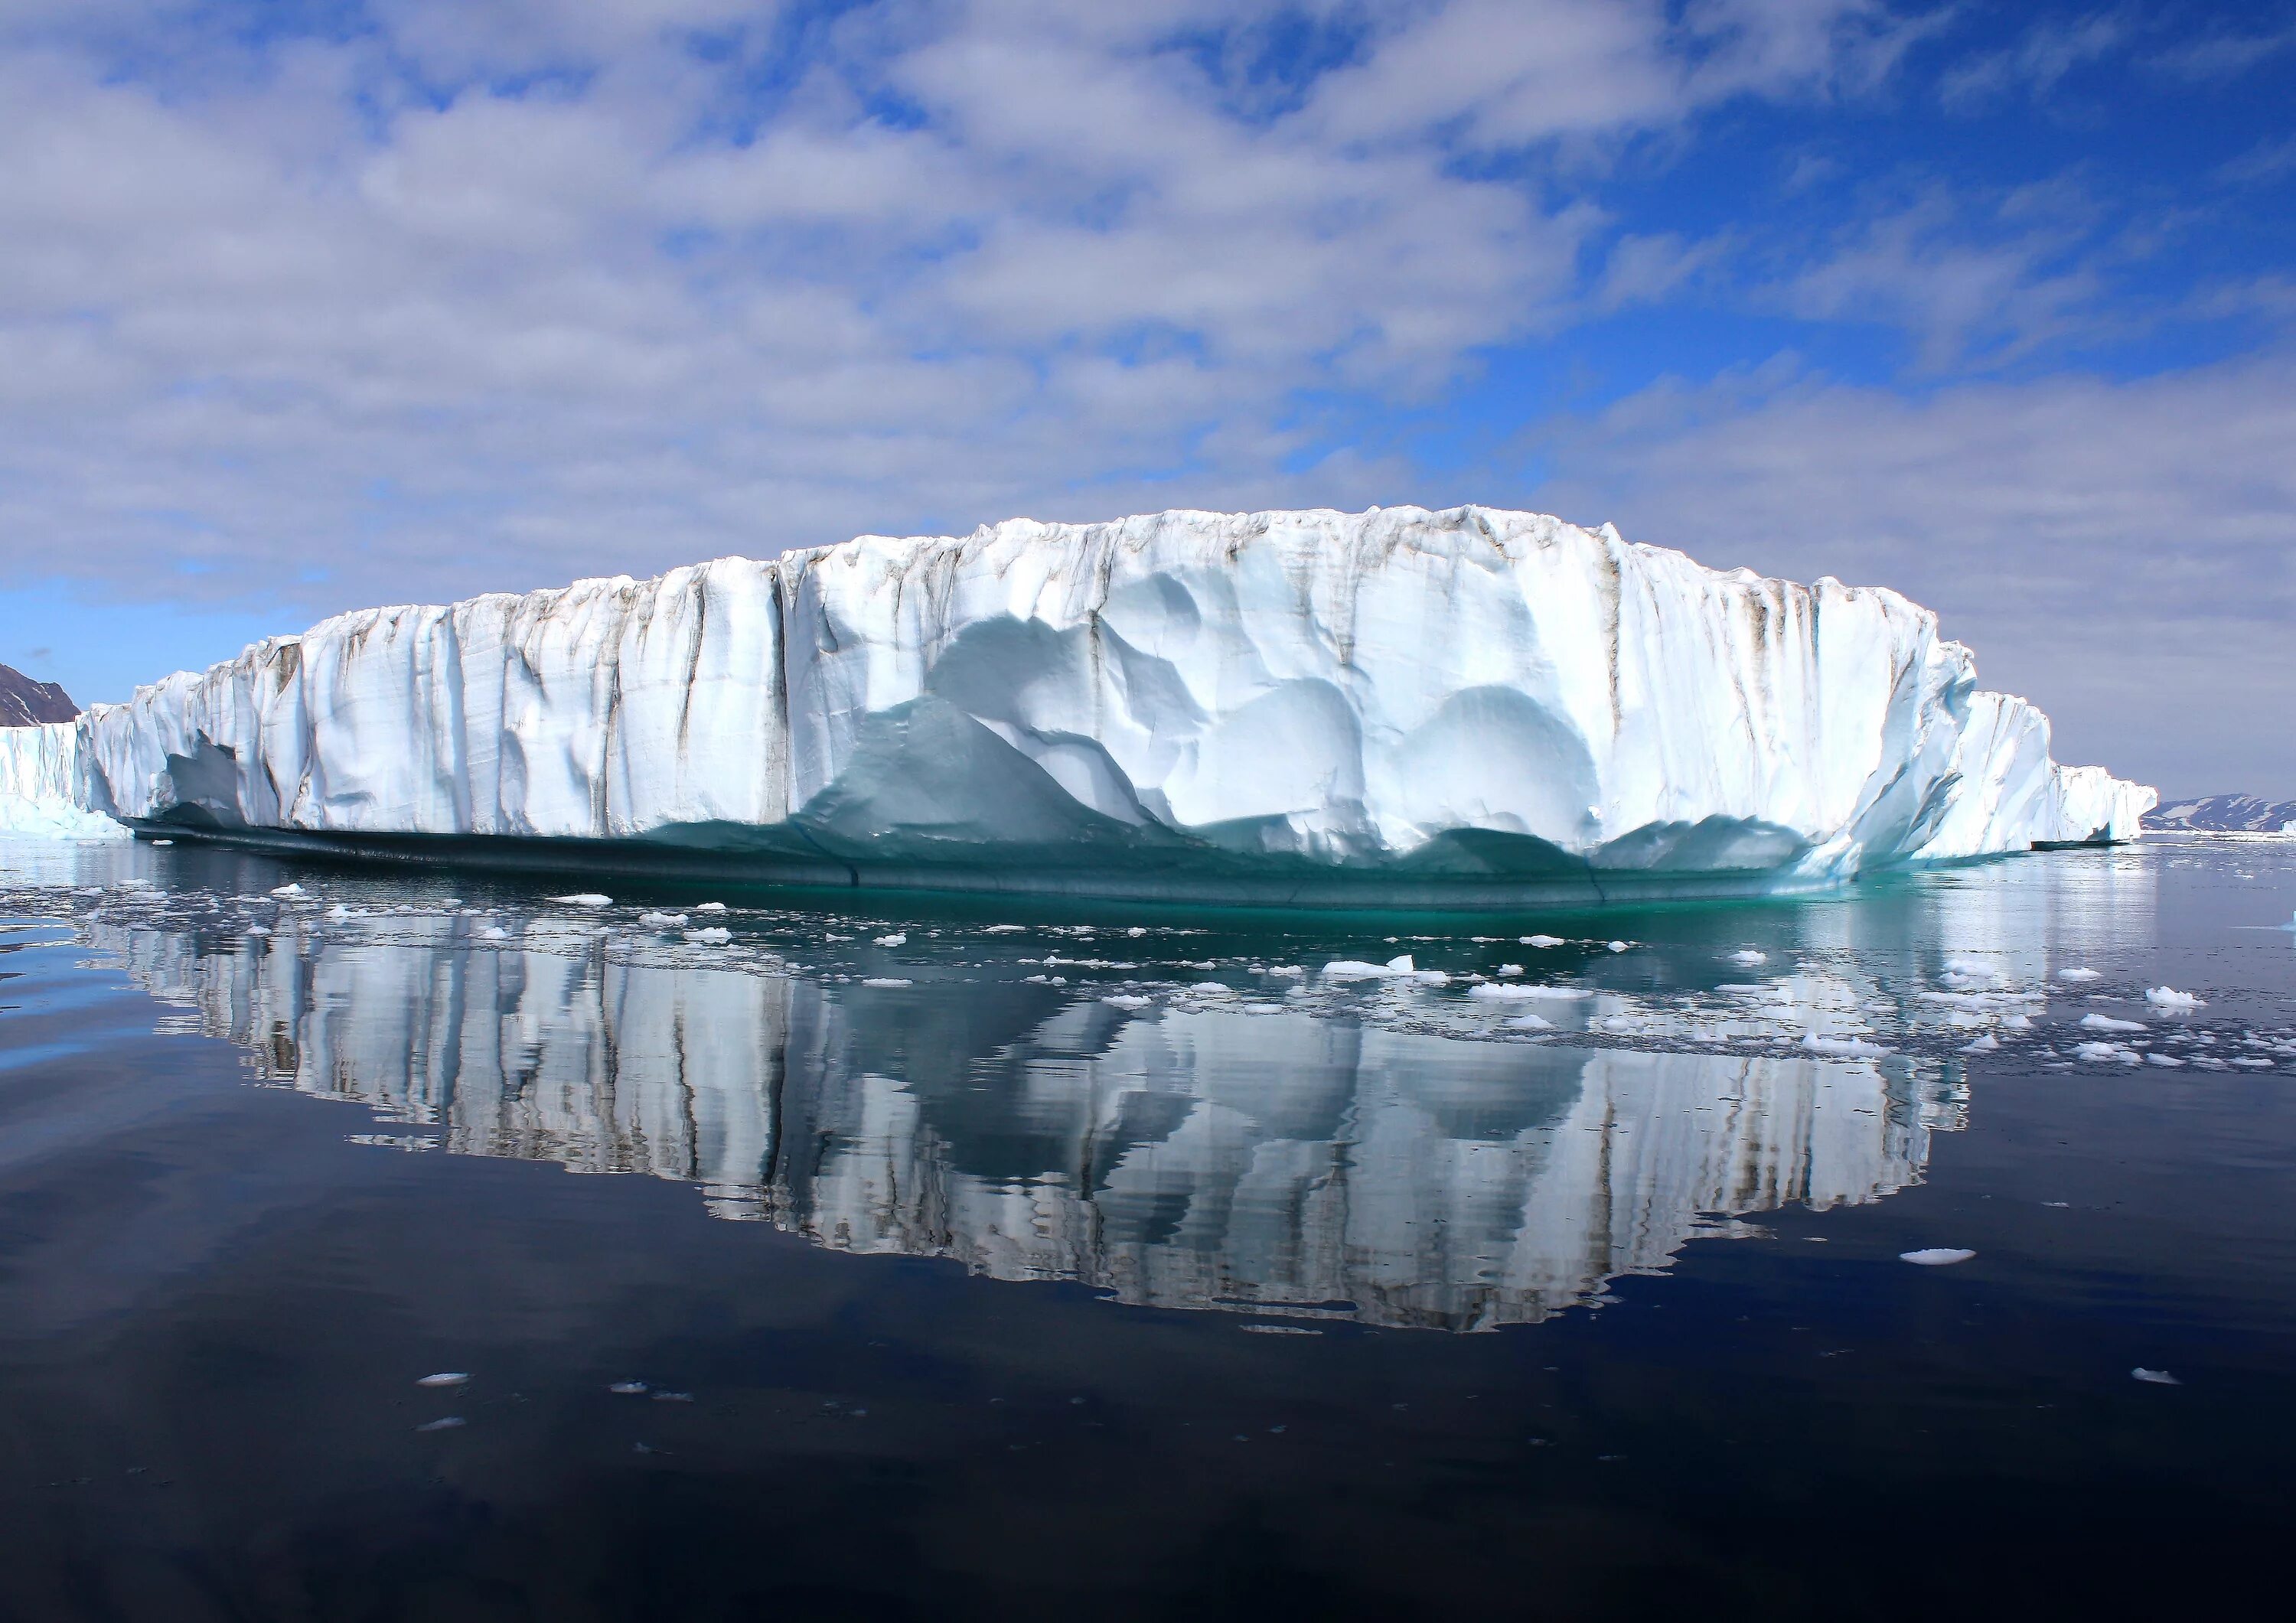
58;507;2151;904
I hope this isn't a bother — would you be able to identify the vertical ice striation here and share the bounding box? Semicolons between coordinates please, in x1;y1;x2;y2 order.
0;722;123;838
60;507;2151;898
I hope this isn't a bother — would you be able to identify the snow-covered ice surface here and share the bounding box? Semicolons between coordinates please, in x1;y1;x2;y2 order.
69;507;2151;906
5;829;2290;1331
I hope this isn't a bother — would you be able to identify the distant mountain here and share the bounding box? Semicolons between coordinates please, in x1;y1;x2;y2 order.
2146;794;2296;834
0;663;78;728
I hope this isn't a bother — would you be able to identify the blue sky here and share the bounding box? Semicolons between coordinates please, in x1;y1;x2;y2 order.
1;0;2292;794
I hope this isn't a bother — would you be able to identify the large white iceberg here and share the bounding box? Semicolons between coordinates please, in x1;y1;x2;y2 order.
68;506;2151;904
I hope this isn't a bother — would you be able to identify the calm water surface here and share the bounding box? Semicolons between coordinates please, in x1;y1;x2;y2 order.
2;834;2292;1620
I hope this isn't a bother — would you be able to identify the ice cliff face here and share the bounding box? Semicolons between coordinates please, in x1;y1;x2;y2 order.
0;723;122;838
73;506;2151;899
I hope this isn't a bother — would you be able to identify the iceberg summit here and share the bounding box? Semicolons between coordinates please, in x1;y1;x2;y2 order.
62;505;2151;906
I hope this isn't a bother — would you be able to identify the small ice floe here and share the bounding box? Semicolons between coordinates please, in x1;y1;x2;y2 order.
1127;927;1147;937
2074;1041;2142;1064
1802;1033;1890;1058
415;1416;466;1432
1521;934;1565;947
325;904;367;921
1493;963;1524;977
439;898;461;908
1468;983;1557;1001
982;924;1025;934
2057;967;2102;982
246;925;272;937
2144;986;2204;1010
1727;949;1768;966
2147;1053;2187;1067
639;911;689;928
149;839;174;846
269;883;307;898
694;901;727;914
873;932;908;947
1900;1248;1976;1266
478;926;510;941
1962;1033;2001;1053
684;927;732;945
416;1372;469;1387
550;893;612;908
1321;954;1446;985
1102;995;1153;1011
859;977;912;988
1606;940;1631;953
1504;1012;1554;1030
608;1381;650;1395
2081;1012;2147;1033
2131;1367;2180;1386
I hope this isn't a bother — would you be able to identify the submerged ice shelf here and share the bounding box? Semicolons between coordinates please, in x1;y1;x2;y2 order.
52;506;2153;904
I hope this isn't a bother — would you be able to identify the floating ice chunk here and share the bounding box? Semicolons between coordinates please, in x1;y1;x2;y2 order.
1802;1034;1890;1057
2073;1041;2134;1062
1322;957;1411;981
684;927;732;945
325;904;367;920
1521;935;1565;948
1468;982;1551;1001
694;901;727;914
1101;995;1153;1011
2080;1012;2146;1032
1503;1012;1554;1030
1494;963;1524;977
860;977;912;988
1127;927;1147;937
2131;1367;2180;1385
2144;986;2203;1009
416;1373;470;1387
1900;1248;1975;1266
551;893;612;908
150;838;172;846
1727;950;1768;966
873;932;908;947
478;925;510;941
1606;940;1631;953
1962;1034;2001;1052
415;1416;466;1432
2057;967;2102;982
269;883;307;898
982;924;1024;934
609;1381;649;1395
639;911;690;927
439;898;461;908
2146;1052;2187;1067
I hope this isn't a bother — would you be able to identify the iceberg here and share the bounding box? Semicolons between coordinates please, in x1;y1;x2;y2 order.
63;506;2151;905
0;722;126;839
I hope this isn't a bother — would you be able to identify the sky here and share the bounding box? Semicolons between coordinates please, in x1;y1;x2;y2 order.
0;0;2291;797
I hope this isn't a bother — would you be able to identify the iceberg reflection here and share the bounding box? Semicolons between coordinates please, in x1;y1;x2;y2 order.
86;913;1968;1330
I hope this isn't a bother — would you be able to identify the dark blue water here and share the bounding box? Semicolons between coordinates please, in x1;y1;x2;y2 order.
2;833;2292;1619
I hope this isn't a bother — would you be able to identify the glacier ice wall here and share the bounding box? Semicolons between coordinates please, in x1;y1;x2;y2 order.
0;722;124;838
73;506;2152;898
